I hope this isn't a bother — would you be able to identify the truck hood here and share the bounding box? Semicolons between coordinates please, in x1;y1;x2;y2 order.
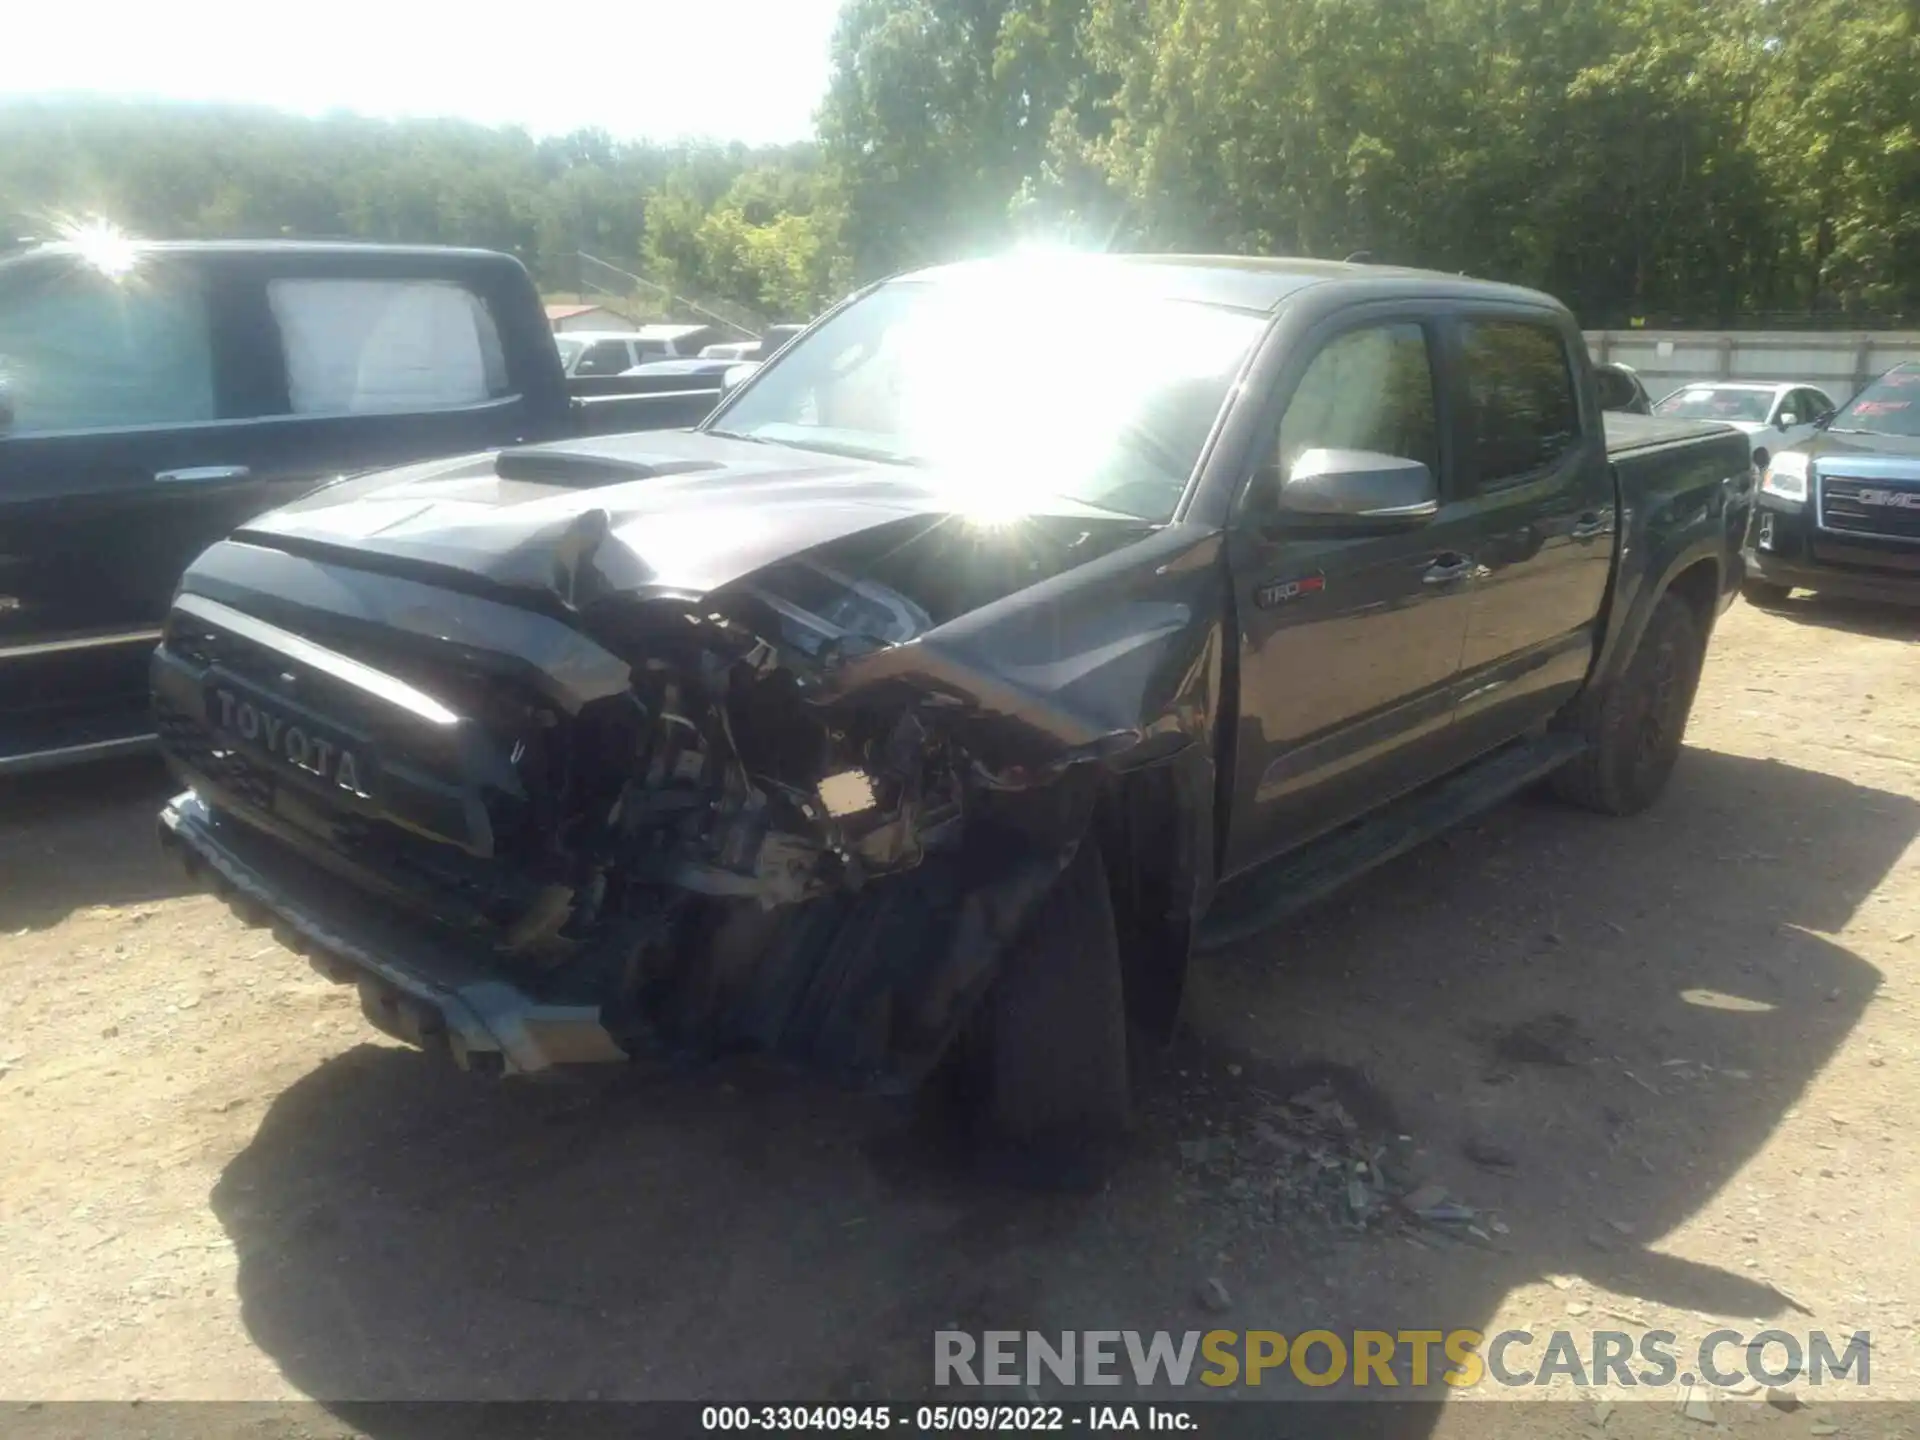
1798;427;1920;477
238;430;1147;604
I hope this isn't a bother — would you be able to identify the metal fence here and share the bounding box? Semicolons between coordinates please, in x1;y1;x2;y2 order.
1584;329;1920;405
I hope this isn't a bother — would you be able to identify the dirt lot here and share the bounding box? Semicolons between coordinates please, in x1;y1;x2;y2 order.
3;596;1917;1435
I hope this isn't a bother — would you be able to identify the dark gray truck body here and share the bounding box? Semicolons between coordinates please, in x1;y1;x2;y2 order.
150;256;1753;1097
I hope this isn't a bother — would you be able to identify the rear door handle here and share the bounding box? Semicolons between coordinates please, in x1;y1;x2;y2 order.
155;465;251;484
1423;554;1477;585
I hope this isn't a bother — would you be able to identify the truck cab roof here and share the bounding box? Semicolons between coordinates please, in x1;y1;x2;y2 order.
896;252;1562;316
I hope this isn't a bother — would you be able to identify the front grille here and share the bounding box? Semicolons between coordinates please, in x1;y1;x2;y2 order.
156;605;553;897
157;656;555;938
1820;474;1920;543
155;700;275;815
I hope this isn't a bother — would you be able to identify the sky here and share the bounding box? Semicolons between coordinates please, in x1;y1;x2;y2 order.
1;0;844;146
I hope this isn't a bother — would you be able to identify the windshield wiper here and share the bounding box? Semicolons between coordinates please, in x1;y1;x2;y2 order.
1053;495;1155;522
704;427;771;444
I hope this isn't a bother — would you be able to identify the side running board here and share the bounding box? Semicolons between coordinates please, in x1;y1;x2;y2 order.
1196;732;1588;954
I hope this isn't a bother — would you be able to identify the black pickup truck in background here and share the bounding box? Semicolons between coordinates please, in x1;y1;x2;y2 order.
151;254;1756;1150
0;240;727;773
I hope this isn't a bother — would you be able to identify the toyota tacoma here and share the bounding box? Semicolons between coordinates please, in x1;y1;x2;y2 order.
152;255;1755;1144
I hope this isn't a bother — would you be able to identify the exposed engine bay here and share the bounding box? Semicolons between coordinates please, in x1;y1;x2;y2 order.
486;515;1144;1076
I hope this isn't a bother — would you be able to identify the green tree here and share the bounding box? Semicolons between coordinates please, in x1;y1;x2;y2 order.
0;102;838;319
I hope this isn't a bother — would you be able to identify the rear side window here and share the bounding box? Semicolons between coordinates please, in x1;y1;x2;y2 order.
268;278;510;415
0;259;216;436
1461;319;1580;486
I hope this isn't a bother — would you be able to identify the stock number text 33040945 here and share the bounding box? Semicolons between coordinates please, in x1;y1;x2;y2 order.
700;1405;1080;1431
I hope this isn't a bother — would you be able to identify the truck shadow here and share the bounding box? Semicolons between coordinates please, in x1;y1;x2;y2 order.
0;755;188;932
1748;593;1918;639
209;746;1913;1432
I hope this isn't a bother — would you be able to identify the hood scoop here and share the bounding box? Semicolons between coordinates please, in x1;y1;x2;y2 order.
494;447;720;489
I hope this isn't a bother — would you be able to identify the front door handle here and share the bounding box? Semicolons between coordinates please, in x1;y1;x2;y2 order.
1423;554;1476;585
155;465;251;485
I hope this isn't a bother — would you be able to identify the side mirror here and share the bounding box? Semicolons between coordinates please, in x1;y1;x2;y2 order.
721;361;759;396
1276;448;1438;531
1777;413;1798;431
1814;409;1836;429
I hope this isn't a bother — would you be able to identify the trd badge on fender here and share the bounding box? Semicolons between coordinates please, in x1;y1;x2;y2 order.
211;687;369;796
1256;573;1327;609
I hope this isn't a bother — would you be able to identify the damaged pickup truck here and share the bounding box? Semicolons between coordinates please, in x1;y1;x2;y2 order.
154;255;1754;1143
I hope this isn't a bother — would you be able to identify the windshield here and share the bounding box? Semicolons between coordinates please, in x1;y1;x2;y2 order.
708;275;1267;522
1654;387;1772;423
1832;367;1920;437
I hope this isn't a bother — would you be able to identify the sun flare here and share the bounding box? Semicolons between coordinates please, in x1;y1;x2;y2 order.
55;217;143;280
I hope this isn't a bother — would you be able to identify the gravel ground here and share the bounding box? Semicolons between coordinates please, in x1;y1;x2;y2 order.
2;595;1916;1438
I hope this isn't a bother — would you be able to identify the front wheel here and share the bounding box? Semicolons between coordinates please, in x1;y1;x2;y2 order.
1551;593;1706;816
973;838;1132;1150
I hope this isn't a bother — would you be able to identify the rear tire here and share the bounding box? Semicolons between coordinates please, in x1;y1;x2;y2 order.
1742;576;1792;609
1552;592;1706;816
976;838;1132;1152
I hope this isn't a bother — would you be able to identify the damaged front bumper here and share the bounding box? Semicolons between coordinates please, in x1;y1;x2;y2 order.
158;785;1077;1087
159;790;626;1075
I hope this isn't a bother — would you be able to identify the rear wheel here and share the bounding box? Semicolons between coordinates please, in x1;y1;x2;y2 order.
970;838;1131;1155
1552;592;1706;816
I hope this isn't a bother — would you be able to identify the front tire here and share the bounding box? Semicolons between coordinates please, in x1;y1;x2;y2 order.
1552;592;1706;816
977;838;1131;1148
